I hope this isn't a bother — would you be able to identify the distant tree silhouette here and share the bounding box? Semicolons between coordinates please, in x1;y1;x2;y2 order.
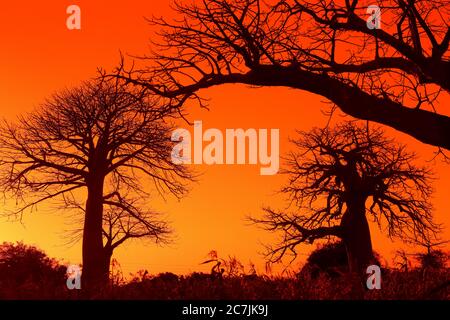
0;76;192;290
115;0;450;151
251;122;438;273
0;242;66;296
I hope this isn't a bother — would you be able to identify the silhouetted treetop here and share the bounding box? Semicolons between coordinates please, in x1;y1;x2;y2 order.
0;75;193;289
115;0;450;151
251;121;438;270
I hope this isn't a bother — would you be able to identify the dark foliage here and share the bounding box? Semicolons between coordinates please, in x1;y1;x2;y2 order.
0;242;67;299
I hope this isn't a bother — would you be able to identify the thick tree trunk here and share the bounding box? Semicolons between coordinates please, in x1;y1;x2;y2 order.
82;177;107;290
340;198;373;274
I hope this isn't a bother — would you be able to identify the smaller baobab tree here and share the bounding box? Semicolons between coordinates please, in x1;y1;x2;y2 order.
0;75;193;290
251;121;439;274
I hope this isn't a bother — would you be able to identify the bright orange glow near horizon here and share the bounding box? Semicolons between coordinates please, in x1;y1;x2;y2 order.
0;0;449;277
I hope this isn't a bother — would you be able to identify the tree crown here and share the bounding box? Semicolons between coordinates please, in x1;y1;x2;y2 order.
252;121;438;263
0;76;193;248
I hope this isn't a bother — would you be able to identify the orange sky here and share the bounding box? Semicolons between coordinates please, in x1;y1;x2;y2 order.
0;0;449;277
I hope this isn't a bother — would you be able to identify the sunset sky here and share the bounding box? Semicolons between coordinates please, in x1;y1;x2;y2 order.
1;0;449;276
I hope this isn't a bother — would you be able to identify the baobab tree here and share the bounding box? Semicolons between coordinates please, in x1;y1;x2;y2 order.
0;76;192;289
251;122;438;273
115;0;450;151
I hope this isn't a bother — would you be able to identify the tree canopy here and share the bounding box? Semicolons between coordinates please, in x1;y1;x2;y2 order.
251;122;438;269
115;0;450;151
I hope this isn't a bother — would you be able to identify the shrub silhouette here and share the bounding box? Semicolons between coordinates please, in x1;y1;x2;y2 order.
300;242;382;279
416;250;448;270
0;242;66;298
300;242;348;279
413;240;449;271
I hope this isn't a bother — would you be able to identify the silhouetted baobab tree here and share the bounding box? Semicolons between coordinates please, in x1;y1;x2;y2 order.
0;76;192;290
115;0;450;151
251;122;438;273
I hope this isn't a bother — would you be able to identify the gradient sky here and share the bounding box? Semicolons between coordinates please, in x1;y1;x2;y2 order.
0;0;449;276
